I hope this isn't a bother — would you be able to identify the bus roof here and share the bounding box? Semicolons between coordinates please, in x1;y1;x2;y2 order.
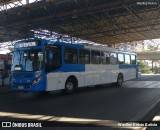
85;45;136;55
15;38;136;55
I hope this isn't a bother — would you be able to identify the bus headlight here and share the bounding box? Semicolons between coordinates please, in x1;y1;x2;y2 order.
32;76;42;85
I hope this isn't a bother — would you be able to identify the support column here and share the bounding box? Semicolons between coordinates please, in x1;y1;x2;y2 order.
152;60;154;72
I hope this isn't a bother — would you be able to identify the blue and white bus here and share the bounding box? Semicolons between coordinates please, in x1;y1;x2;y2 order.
10;39;138;93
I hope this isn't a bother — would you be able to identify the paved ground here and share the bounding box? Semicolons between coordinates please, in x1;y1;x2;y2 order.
0;74;160;130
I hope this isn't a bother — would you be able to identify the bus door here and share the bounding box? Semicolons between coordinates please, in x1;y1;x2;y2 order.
101;52;111;84
45;44;62;91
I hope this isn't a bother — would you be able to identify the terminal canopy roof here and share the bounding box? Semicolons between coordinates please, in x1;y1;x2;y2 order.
0;0;160;45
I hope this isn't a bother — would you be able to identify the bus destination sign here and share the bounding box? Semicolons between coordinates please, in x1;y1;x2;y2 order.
15;41;40;48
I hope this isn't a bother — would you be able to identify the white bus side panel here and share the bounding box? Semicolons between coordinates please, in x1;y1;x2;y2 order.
120;68;136;81
100;64;112;84
127;68;136;80
111;65;119;83
85;64;100;86
46;66;136;91
77;75;85;87
46;72;85;91
47;73;58;91
130;68;136;79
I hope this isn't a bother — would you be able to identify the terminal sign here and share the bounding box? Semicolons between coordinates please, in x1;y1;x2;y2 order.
16;42;39;48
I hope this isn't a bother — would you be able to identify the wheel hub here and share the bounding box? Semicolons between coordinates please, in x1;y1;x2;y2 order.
66;82;74;91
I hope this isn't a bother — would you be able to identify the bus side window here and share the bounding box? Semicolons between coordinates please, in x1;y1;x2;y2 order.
125;54;131;64
79;49;90;64
131;55;136;64
101;52;110;64
110;52;117;65
45;45;61;72
118;53;124;64
91;50;100;64
64;47;78;64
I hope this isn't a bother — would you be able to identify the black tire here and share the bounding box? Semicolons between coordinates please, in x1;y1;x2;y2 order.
116;74;123;87
65;78;76;93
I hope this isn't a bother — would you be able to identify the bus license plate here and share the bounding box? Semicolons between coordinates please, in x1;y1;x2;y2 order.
18;86;24;89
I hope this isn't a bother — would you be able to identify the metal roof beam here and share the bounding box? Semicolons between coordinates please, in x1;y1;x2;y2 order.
121;2;160;38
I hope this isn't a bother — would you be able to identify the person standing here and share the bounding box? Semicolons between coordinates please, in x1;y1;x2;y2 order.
1;60;8;86
25;54;33;71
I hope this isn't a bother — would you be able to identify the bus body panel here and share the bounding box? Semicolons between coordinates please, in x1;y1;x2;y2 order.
10;39;138;92
47;72;86;91
46;64;127;91
110;65;119;83
100;64;112;84
119;64;137;81
11;70;46;92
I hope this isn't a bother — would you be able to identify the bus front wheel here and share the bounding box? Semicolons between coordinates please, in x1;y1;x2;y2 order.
117;74;123;87
65;78;76;93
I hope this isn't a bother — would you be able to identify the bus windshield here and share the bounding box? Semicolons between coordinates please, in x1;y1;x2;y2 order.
11;49;43;72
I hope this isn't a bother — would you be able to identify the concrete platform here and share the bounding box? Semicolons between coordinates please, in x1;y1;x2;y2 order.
0;85;11;94
0;77;9;86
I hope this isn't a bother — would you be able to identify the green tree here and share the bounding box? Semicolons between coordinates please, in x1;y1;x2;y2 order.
140;61;147;68
147;44;159;72
140;61;152;74
147;44;159;51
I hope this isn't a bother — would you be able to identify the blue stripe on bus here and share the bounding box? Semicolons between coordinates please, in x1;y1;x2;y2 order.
60;64;85;72
57;42;85;72
119;64;137;69
52;64;85;72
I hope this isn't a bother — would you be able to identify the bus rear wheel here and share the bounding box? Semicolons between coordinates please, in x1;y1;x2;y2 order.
65;78;76;93
117;74;123;87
